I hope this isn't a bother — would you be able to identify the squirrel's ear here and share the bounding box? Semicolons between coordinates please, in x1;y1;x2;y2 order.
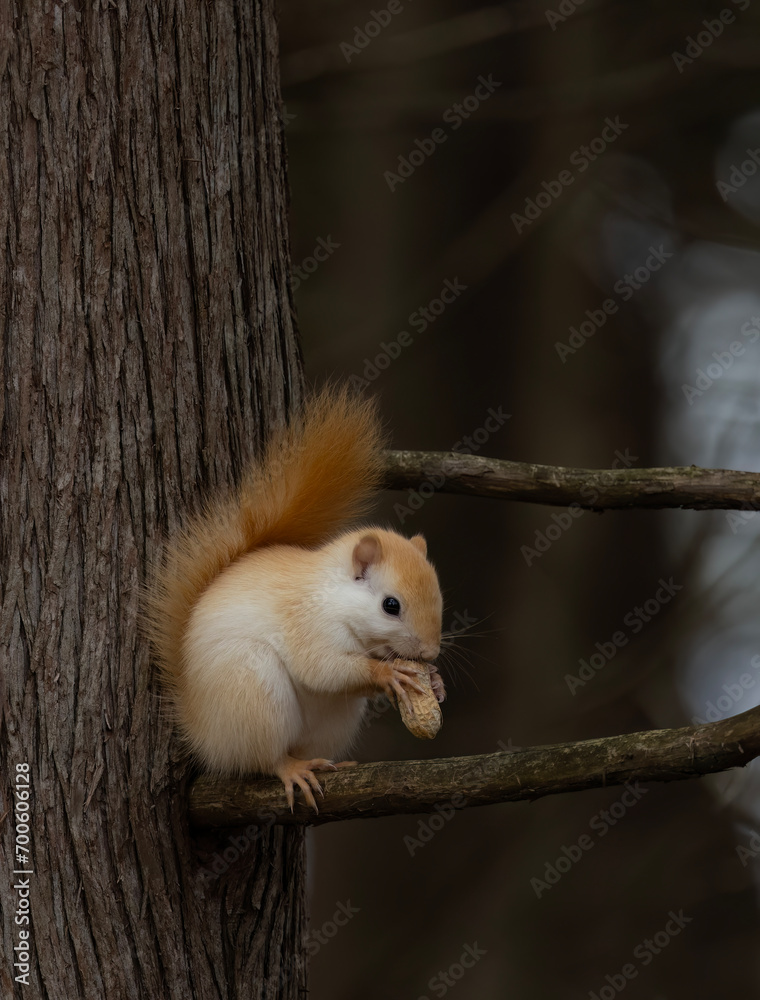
353;534;382;577
410;534;427;556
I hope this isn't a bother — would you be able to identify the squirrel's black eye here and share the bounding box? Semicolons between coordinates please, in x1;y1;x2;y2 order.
382;596;401;616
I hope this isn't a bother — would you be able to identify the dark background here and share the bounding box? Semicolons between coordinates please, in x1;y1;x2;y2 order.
278;1;760;996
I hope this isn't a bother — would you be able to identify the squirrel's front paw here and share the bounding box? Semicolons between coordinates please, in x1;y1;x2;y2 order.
428;664;446;703
372;659;427;711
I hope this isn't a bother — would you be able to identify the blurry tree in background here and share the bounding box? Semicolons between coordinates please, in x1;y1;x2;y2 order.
279;0;760;996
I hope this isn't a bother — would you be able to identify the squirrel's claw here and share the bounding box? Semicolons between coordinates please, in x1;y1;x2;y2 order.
392;662;427;692
277;757;334;813
428;666;446;703
372;658;429;709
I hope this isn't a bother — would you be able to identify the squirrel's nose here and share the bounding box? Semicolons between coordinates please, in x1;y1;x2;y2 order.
420;643;440;662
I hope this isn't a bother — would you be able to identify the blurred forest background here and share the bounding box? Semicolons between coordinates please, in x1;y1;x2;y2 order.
278;0;760;996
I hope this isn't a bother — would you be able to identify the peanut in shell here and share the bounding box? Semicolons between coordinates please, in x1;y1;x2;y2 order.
397;660;442;739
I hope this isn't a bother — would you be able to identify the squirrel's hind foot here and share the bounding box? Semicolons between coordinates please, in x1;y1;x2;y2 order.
275;756;338;812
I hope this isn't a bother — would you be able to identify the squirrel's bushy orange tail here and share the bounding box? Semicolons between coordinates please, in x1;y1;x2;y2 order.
143;386;386;687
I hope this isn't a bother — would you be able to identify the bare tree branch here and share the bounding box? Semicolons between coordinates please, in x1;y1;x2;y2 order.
383;450;760;511
188;704;760;829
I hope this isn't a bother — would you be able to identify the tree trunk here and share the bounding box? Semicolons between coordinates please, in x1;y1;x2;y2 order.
0;2;305;997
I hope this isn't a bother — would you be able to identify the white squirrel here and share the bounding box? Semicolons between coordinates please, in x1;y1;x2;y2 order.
144;388;444;810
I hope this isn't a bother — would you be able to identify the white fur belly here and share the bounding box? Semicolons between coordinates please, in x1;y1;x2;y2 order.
182;593;304;774
291;690;367;760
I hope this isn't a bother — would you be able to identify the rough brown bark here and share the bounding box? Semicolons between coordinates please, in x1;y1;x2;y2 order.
187;703;760;828
384;450;760;510
0;3;304;998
